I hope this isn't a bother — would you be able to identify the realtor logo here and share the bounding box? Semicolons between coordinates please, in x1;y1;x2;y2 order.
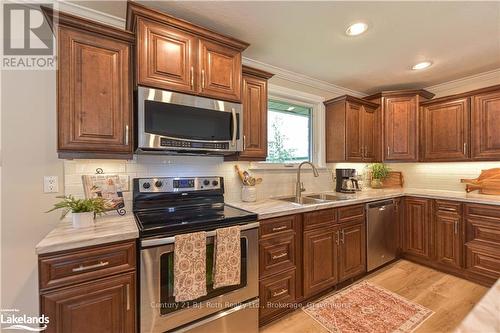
2;2;56;69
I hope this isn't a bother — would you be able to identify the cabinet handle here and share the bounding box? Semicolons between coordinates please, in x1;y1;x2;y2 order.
336;231;339;245
387;145;390;157
243;135;246;150
454;221;458;235
272;252;288;260
72;261;109;273
126;283;130;311
125;125;129;146
341;230;345;244
439;207;457;212
201;69;206;89
463;142;467;155
190;66;194;89
272;288;288;297
272;226;287;232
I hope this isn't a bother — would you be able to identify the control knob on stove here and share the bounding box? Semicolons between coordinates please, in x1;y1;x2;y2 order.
212;180;219;187
155;180;163;188
142;182;151;190
203;179;210;186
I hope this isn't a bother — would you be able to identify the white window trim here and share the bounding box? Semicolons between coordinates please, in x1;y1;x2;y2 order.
249;84;326;170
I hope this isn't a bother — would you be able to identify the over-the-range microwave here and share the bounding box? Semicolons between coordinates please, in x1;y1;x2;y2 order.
137;86;243;155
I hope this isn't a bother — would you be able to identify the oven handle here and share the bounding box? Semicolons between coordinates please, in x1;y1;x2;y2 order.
141;221;260;247
231;107;237;147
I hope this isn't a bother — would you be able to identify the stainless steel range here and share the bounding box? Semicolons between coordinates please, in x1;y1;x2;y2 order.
133;176;259;333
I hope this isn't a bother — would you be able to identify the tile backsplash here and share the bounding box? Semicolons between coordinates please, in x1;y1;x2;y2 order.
63;155;335;211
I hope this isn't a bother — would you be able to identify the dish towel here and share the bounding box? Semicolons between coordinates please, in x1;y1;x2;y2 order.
173;231;207;302
213;226;241;289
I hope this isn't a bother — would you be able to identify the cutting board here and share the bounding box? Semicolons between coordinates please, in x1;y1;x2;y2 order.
461;168;500;195
380;171;404;188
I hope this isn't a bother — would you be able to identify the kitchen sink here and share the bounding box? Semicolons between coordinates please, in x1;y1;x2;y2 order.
306;193;341;201
278;196;324;205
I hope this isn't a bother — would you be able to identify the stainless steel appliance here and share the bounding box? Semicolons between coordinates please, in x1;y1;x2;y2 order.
133;176;258;333
366;199;397;271
137;86;243;155
335;168;360;193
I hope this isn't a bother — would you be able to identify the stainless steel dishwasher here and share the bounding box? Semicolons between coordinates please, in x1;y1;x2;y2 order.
366;199;397;271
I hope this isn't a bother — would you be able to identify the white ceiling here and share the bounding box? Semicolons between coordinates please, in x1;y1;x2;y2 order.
71;1;500;94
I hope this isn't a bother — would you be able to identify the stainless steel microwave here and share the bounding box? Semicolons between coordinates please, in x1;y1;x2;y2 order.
137;87;243;155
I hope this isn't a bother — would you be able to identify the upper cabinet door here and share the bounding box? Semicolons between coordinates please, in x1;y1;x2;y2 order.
361;104;379;162
198;39;242;102
58;26;132;156
345;102;364;161
472;89;500;160
239;74;268;160
421;98;470;161
137;18;197;94
384;96;418;161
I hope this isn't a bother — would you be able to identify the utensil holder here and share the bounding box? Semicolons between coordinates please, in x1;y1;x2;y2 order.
241;186;257;202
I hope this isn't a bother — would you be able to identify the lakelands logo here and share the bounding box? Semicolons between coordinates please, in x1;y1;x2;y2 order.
1;309;49;331
2;2;56;69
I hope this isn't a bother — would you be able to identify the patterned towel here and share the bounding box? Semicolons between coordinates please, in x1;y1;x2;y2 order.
213;226;241;289
173;231;207;302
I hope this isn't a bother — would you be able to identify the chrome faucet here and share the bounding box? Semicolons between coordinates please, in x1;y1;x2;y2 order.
295;161;320;201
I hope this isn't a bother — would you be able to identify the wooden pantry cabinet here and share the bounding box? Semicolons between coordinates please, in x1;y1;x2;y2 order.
324;95;381;162
127;2;248;103
366;90;434;161
43;8;135;159
39;240;136;333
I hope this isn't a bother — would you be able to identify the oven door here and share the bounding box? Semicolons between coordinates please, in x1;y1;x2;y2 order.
140;223;258;333
137;87;243;154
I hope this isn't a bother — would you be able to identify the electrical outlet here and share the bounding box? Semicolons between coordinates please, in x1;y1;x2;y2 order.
44;176;59;193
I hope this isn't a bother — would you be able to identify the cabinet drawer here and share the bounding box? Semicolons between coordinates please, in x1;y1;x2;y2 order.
435;200;462;215
260;215;295;237
465;244;500;280
303;208;336;230
39;240;136;291
259;268;296;319
465;217;500;247
466;204;500;220
259;233;295;278
338;204;365;222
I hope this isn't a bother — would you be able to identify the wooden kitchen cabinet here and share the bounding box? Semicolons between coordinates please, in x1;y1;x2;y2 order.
41;272;135;333
303;226;339;298
420;97;470;161
229;66;273;161
324;95;381;162
471;87;500;160
338;219;366;282
39;240;137;333
403;197;431;259
44;9;135;159
366;90;434;162
127;2;248;103
434;201;463;269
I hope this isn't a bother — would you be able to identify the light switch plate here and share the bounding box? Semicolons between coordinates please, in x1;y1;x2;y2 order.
44;176;59;193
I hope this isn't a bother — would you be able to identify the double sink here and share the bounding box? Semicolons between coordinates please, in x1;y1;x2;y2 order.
278;192;353;205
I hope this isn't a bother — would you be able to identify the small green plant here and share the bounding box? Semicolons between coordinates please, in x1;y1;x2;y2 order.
46;195;106;220
369;163;391;180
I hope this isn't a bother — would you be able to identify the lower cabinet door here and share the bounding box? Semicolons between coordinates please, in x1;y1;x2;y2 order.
303;227;338;298
41;272;135;333
435;213;462;269
403;198;431;259
338;220;366;281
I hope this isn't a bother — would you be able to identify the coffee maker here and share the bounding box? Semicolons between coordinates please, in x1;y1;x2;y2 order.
335;168;360;193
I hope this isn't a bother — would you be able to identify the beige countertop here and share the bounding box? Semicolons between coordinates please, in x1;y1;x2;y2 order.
228;188;500;219
455;278;500;333
36;213;138;255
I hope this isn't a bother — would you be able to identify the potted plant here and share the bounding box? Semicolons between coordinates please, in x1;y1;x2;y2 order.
368;163;391;189
46;195;106;228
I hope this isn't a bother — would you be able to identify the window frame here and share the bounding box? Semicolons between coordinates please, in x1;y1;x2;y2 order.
250;84;326;170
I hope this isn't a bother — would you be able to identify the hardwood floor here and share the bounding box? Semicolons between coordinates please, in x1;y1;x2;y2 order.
260;260;488;333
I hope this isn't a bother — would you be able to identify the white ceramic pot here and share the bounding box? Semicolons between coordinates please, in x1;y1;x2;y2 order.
241;186;257;202
72;212;95;228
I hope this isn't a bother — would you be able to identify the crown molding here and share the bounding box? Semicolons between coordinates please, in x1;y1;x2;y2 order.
425;68;500;97
243;57;366;98
56;0;126;28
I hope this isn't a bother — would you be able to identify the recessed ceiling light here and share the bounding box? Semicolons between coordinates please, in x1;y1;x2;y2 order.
346;22;368;36
412;61;433;70
287;106;295;111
